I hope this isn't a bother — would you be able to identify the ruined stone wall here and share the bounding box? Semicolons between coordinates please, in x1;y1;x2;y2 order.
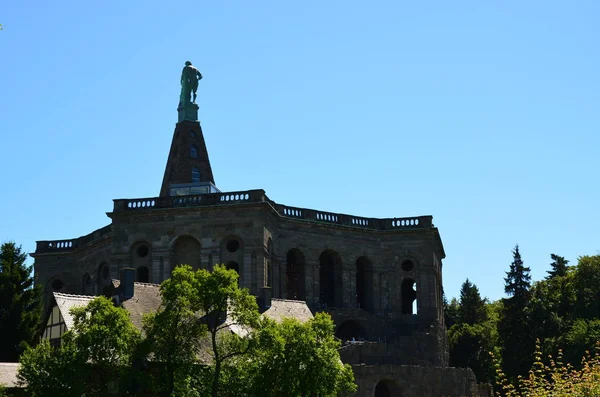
351;364;481;397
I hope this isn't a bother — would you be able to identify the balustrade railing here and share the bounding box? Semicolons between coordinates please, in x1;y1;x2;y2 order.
36;225;111;254
37;190;433;254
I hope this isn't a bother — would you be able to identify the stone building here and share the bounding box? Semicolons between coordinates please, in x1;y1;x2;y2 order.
31;66;483;397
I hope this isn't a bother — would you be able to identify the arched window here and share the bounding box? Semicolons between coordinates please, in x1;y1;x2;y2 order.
375;381;392;397
226;261;240;285
401;278;417;315
190;145;198;159
172;236;202;271
319;250;342;308
192;167;200;182
356;256;373;312
137;266;149;283
286;249;305;300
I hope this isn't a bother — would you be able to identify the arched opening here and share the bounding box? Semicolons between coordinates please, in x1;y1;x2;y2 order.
51;279;64;292
137;266;149;283
319;250;342;308
335;320;368;341
97;262;110;293
172;236;202;271
356;256;373;312
286;249;305;300
82;273;92;295
226;261;240;284
375;380;394;397
401;278;417;315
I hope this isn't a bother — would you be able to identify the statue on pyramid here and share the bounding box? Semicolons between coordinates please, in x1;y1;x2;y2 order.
179;61;203;105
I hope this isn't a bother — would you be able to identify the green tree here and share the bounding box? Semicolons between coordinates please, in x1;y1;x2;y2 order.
498;244;534;381
457;278;488;325
573;255;600;319
448;279;495;382
18;296;140;396
236;314;357;397
444;294;460;329
546;253;569;280
0;242;42;362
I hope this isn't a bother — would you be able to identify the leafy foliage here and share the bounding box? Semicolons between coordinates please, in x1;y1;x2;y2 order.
498;245;534;381
18;296;140;396
0;242;42;362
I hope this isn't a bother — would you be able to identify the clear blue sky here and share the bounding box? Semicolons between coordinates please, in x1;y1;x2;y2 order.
1;1;599;301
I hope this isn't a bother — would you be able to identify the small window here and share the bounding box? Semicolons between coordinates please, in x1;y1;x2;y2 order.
226;239;240;253
190;145;198;159
192;167;200;182
190;131;196;138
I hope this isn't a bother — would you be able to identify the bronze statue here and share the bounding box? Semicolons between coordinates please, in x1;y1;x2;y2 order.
180;61;203;104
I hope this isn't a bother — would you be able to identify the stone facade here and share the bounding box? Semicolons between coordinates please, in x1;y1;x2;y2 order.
31;104;484;396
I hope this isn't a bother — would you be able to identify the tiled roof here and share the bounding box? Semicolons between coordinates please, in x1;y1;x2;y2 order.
53;292;95;330
120;283;162;330
0;362;20;388
262;299;314;323
52;283;162;333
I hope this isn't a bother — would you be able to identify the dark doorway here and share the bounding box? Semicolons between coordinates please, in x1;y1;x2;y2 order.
226;261;240;284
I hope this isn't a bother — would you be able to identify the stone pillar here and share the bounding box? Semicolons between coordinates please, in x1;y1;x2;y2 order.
342;268;352;309
277;256;286;299
152;255;162;284
310;262;319;306
242;252;252;290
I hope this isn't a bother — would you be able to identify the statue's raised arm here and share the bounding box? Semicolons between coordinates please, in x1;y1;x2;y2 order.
179;61;203;105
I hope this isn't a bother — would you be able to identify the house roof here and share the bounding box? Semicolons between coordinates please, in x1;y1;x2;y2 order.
53;292;95;330
0;362;20;388
262;299;314;323
51;282;162;333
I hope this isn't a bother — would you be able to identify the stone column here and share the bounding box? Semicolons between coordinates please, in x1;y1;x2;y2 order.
152;255;162;284
242;252;252;291
342;268;352;309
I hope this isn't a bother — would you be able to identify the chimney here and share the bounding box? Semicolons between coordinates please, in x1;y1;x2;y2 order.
259;286;272;313
119;268;135;301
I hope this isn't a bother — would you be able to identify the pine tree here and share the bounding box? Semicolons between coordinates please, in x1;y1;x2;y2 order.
457;278;488;325
498;244;534;380
0;242;42;361
546;253;569;279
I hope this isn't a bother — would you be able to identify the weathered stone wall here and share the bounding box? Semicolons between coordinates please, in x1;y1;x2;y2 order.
34;195;449;368
351;364;481;397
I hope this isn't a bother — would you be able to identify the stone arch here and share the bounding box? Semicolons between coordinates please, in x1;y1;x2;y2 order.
226;261;240;285
81;273;93;295
335;320;368;341
137;266;150;283
286;248;305;300
374;379;401;397
356;256;374;312
401;278;417;315
319;249;343;308
97;262;111;295
172;235;202;271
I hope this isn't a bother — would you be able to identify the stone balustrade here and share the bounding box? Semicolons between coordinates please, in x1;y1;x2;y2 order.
36;190;433;254
35;225;111;254
113;189;433;231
